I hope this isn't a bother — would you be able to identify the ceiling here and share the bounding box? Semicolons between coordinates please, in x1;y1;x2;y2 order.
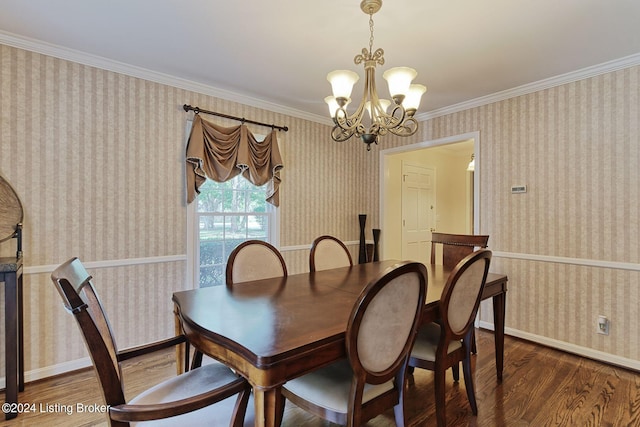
1;0;640;124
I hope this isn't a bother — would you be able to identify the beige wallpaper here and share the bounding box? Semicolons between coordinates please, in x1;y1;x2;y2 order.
0;44;376;377
0;42;638;381
387;66;640;363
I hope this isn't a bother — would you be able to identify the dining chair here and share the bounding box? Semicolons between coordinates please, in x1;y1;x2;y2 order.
280;261;427;427
226;239;288;285
430;232;489;354
408;249;492;427
430;232;489;269
50;257;251;427
309;235;353;272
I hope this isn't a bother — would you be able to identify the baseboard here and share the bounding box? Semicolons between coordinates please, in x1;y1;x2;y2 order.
478;320;640;372
0;357;92;390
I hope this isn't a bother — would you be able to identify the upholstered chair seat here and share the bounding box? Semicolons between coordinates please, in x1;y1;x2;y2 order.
281;261;427;426
128;363;249;426
282;360;394;414
410;323;462;362
409;249;492;427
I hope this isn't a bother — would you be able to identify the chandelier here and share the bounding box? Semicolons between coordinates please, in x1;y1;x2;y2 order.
325;0;426;151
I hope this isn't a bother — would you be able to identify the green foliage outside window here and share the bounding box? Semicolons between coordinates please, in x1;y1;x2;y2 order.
196;176;270;287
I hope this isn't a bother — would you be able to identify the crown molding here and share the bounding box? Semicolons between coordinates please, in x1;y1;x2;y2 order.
2;30;638;127
0;30;331;126
416;52;640;122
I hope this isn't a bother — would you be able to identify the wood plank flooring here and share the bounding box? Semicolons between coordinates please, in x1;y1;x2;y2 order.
2;329;639;426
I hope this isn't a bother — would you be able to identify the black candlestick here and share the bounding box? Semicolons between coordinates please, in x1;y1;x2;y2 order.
372;228;380;262
358;214;367;264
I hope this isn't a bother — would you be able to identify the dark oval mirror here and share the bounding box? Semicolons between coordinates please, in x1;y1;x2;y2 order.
0;174;23;243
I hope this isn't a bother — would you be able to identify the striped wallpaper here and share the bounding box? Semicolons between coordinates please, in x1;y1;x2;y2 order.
0;43;377;379
0;43;638;382
396;66;640;365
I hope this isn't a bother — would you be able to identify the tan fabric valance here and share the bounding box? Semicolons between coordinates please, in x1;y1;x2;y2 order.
186;115;284;206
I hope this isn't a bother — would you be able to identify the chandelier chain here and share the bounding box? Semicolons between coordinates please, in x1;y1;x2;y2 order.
369;12;375;55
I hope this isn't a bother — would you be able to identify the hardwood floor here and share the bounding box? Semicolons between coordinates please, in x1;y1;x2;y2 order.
2;329;639;426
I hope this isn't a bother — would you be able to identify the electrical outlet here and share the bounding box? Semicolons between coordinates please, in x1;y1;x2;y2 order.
597;315;609;335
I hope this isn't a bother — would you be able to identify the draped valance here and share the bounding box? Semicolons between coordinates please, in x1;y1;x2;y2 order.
186;115;284;206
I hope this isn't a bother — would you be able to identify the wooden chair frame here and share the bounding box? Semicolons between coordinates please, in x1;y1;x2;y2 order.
431;232;489;355
430;232;489;270
409;249;491;427
51;257;250;427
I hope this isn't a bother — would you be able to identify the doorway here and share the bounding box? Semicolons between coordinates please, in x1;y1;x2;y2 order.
379;132;479;262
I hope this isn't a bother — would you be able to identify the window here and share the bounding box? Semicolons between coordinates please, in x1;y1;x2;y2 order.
185;125;278;288
192;176;275;287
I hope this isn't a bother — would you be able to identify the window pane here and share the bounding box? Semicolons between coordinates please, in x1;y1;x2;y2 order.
225;215;247;239
199;215;224;240
199;238;224;267
248;215;268;239
197;181;223;212
199;265;224;288
248;188;266;212
228;189;248;212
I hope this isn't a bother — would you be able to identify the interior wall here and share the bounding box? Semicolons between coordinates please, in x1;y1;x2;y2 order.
0;43;376;380
385;66;640;367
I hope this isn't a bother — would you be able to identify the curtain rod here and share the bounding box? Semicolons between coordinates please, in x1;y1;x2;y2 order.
183;104;288;132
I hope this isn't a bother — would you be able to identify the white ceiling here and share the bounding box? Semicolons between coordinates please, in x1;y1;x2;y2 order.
1;0;640;123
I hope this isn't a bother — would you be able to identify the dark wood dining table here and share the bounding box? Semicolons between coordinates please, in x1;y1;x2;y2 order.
172;260;508;427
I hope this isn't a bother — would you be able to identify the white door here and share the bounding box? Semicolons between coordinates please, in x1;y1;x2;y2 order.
401;162;435;263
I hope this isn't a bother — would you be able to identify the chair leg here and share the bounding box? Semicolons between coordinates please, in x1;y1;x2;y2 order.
434;366;447;427
191;350;203;370
230;387;251;427
451;363;460;381
462;355;478;415
393;367;409;427
471;329;477;354
274;387;286;427
393;403;406;427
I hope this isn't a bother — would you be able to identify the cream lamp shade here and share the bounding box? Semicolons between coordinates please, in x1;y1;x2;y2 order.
327;70;360;100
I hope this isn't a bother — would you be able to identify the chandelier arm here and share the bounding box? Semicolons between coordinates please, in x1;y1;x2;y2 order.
333;100;367;134
331;125;356;142
368;104;406;131
387;116;419;137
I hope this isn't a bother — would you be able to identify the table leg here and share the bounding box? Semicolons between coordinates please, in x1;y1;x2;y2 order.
253;386;285;427
492;292;506;382
18;271;24;392
4;272;18;420
173;305;186;375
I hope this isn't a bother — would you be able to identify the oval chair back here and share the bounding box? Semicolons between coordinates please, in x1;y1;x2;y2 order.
309;235;353;272
226;240;287;285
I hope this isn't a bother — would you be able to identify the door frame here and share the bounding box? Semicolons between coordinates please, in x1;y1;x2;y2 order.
379;131;481;261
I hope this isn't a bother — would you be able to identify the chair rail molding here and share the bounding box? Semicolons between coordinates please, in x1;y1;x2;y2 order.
492;251;640;272
23;255;187;275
